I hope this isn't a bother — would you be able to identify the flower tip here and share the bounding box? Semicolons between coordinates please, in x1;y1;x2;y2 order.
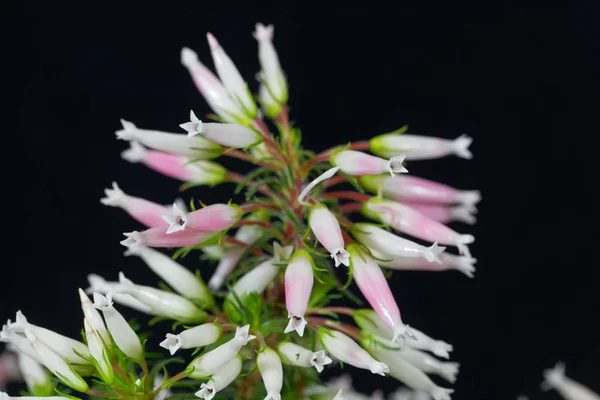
180;47;198;68
284;314;307;337
120;231;143;248
92;292;113;310
370;361;389;376
100;181;125;206
121;141;146;163
195;381;216;400
159;333;181;356
206;32;218;48
253;23;274;41
331;248;350;267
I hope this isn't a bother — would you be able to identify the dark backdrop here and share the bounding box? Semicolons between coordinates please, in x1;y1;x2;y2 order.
4;1;598;399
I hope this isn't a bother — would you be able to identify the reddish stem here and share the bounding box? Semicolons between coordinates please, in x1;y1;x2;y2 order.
339;202;364;213
86;389;110;398
221;149;256;164
323;175;349;188
321;191;371;202
237;220;271;228
241;203;281;212
302;140;371;174
308;317;363;340
307;306;356;316
223;237;265;257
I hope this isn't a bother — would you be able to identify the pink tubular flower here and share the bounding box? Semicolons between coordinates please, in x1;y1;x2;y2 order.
120;227;212;249
309;204;350;267
370;132;473;160
375;250;476;278
330;150;408;177
284;250;314;336
100;182;171;228
161;202;242;234
364;198;475;257
360;175;481;211
402;202;476;225
180;47;248;124
347;244;409;343
121;141;227;184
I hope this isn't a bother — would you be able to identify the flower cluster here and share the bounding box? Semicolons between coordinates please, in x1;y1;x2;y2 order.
1;23;496;400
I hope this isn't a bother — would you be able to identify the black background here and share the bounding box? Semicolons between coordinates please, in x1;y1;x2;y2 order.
4;1;598;399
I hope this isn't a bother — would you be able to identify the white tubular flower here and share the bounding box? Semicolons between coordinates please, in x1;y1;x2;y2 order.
83;318;114;384
284;250;315;337
180;47;248;124
180;110;262;148
257;347;283;400
351;223;446;264
258;84;282;119
370;132;473;160
364;341;453;400
330;150;408;177
14;350;52;396
254;23;288;104
309;204;350;267
229;258;279;303
188;324;255;379
85;274;153;314
115;272;207;323
159;323;221;356
0;393;72;400
374;249;477;279
23;329;88;392
398;348;459;384
390;388;432;400
195;355;242;400
298;166;340;203
78;289;110;347
154;374;172;400
93;292;144;362
354;309;453;359
318;328;389;376
206;33;257;117
115;119;222;159
0;324;41;363
9;312;90;365
278;342;332;373
541;362;600;400
124;245;214;308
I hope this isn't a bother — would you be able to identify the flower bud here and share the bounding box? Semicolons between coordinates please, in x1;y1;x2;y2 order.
258;84;282;119
180;110;262;148
161;202;241;235
359;175;481;211
257;347;283;400
14;350;53;396
330;150;408;176
78;289;110;347
115;119;222;159
347;244;409;344
370;132;473;160
115;273;207;323
120;228;212;249
93;292;144;362
85;274;153;313
207;33;257;118
309;204;350;267
9;312;90;365
318;328;389;376
180;47;249;124
284;250;315;337
159;323;221;355
121;141;227;185
100;182;171;228
254;23;288;104
124;245;213;308
0;324;41;363
363;198;474;257
398;348;459;384
362;340;453;400
194;355;242;400
188;325;255;378
351;223;445;264
23;328;88;392
278;342;332;373
374;250;476;279
228;258;279;304
83;318;114;384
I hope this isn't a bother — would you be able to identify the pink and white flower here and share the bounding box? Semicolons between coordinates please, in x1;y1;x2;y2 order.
254;23;288;104
347;244;410;344
330;150;408;176
319;328;389;376
351;223;445;263
161;202;241;234
370;132;473;160
120;227;212;249
284;250;314;336
309;204;350;267
180;110;262;148
121;141;227;184
100;182;171;228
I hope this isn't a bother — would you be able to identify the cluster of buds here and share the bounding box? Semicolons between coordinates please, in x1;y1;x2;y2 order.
1;23;488;400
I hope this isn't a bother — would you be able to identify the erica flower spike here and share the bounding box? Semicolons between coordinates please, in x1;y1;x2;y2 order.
3;22;481;400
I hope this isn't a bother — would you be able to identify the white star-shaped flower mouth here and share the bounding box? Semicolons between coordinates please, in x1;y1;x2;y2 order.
253;23;274;41
159;333;182;355
120;231;143;248
330;247;350;267
333;389;345;400
392;324;415;345
195;381;216;400
93;291;113;311
369;361;389;376
311;350;332;373
161;202;189;234
386;155;408;176
284;313;307;337
273;241;294;263
115;119;137;140
234;324;256;345
100;181;124;206
179;110;204;137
